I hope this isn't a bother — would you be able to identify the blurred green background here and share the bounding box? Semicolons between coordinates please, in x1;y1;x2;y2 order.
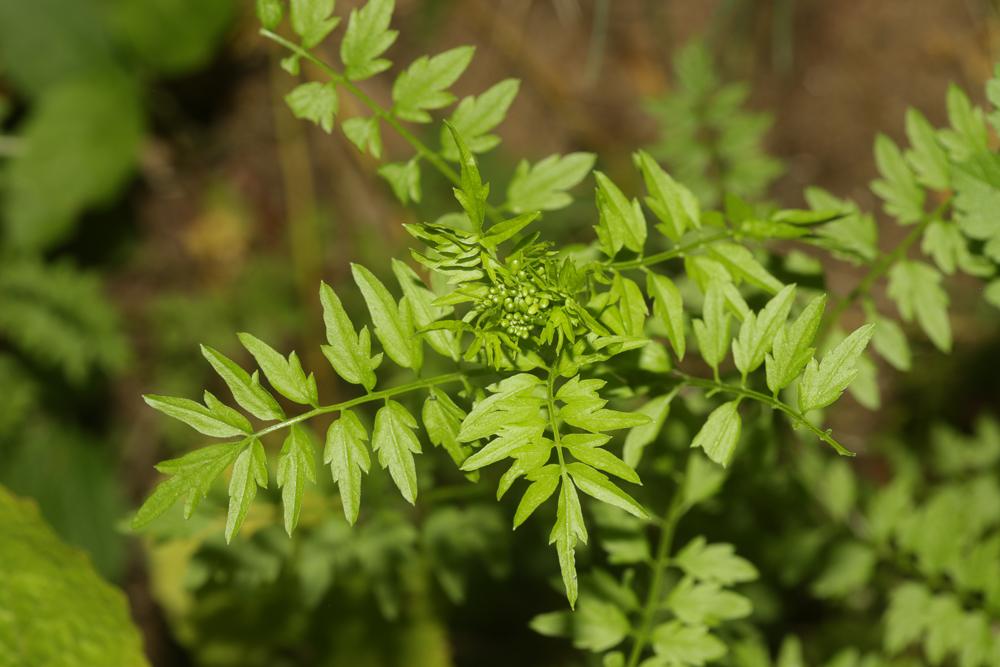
1;1;998;665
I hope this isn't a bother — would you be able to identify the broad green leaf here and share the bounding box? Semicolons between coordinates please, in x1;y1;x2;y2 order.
732;284;796;377
647;273;686;361
651;621;727;665
285;81;338;133
667;577;753;626
289;0;340;48
506;153;596;213
143;394;250;438
352;263;422;370
132;442;242;528
623;393;673;468
940;84;990;160
558;376;649;433
691;401;742;468
480;212;537;249
225;439;268;542
565;436;639;484
238;332;319;405
871;133;925;224
0;486;150;667
884;582;931;654
446;121;490;229
887;261;951;352
567;463;647;520
341;116;382;157
441;79;520;160
798;323;876;413
340;0;397;80
594;171;646;255
634;149;700;240
904;109;950;190
707;243;784;294
692;282;731;372
201;345;285;421
256;0;283;29
392;46;475;122
461;425;546;471
458;374;544;443
276;425;316;535
549;477;587;607
674;537;758;585
378;158;421;203
372;400;421;503
319;281;381;391
804;187;879;263
203;391;254;434
872;317;912;371
765;294;826;394
682;453;727;508
811;541;876;598
530;596;630;652
324;409;370;525
513;472;559;528
392;259;459;360
422;387;474;472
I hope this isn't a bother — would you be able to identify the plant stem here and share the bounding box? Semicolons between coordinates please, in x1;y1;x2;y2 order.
251;371;466;440
820;201;946;337
259;28;502;224
609;230;734;270
625;488;687;667
546;368;570;478
670;370;853;457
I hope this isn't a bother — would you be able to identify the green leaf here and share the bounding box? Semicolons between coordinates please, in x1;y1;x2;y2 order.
340;0;397;80
285;81;338;133
505;153;596;213
651;621;727;666
567;463;647;520
392;259;459;360
352;263;423;371
941;84;990;160
378;158;421;204
804;187;879;263
674;537;758;585
276;425;316;535
706;243;784;294
647;273;686;361
565;437;639;484
884;582;931;654
133;442;243;528
289;0;340;48
904;109;950;190
558;376;650;433
0;486;150;667
691;401;742;468
480;212;538;249
203;391;254;434
319;281;381;391
667;577;753;626
692;282;731;373
634;150;700;240
238;332;319;406
811;541;876;598
732;284;796;377
201;345;285;421
798;323;875;413
372;400;422;503
887;261;951;352
549;477;587;607
682;453;727;508
341;116;382;158
422;387;474;472
225;439;268;542
445;122;491;230
870;313;911;371
594;171;646;255
392;46;475;122
530;596;630;653
324;410;370;525
765;294;826;394
872;133;925;224
458;374;544;443
623;394;673;468
256;0;283;30
143;394;250;438
441;79;520;160
513;471;559;528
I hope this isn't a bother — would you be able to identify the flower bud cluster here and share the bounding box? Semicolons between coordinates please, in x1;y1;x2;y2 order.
477;259;557;340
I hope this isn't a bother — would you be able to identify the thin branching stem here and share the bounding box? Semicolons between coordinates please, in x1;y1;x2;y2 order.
671;370;853;456
625;487;687;667
546;368;570;479
259;28;503;224
609;230;735;270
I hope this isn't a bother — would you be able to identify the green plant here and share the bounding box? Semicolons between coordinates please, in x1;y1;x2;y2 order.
132;1;1000;664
